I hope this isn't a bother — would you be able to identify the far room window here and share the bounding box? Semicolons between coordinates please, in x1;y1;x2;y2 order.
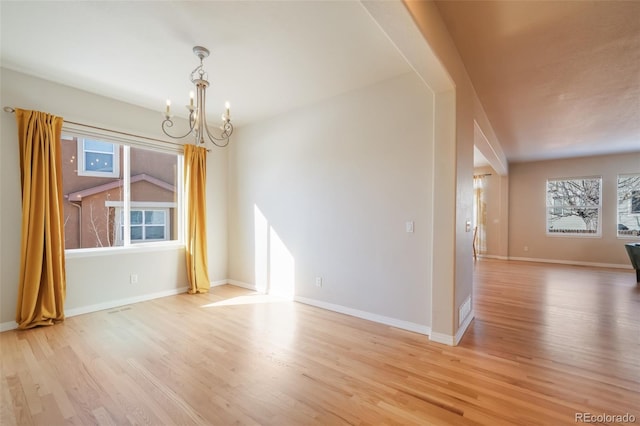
77;138;120;177
617;174;640;238
546;177;602;236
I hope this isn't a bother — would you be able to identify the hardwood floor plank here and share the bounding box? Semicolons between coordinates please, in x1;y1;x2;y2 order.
5;373;33;425
31;393;67;426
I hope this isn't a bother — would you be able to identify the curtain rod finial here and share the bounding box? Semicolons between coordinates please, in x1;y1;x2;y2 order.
3;106;15;113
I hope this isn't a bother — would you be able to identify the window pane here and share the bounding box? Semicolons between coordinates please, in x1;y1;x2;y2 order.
130;210;143;224
547;207;599;234
84;152;114;172
84;139;114;153
130;146;178;242
130;226;143;240
62;136;123;249
617;175;640;237
145;210;165;224
547;178;600;206
145;226;165;240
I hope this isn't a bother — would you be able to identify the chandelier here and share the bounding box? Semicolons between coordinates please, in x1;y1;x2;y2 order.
162;46;233;147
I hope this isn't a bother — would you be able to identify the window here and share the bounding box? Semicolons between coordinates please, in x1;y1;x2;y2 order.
62;134;182;250
546;177;602;236
77;138;120;177
116;208;169;243
617;174;640;237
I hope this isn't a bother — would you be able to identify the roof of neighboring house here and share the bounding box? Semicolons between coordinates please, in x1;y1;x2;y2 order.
66;174;175;202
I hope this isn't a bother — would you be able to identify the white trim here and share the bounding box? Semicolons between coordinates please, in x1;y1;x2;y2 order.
211;280;228;288
1;286;188;333
429;332;456;346
508;256;633;270
1;321;18;332
226;280;258;291
294;295;430;335
478;254;509;260
65;287;188;317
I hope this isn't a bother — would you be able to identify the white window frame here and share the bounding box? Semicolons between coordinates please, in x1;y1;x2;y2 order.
617;174;640;238
77;138;120;178
114;206;171;245
546;176;602;237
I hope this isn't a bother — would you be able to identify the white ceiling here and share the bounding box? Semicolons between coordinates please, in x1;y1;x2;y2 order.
436;0;640;164
0;1;411;127
2;1;638;166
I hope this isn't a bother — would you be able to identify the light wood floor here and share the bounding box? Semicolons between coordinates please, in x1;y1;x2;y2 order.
1;259;639;425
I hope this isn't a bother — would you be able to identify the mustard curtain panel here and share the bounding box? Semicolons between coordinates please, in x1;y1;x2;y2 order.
184;144;211;293
15;109;66;329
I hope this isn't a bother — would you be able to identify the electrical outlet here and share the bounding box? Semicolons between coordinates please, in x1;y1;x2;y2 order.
130;274;138;284
315;277;322;288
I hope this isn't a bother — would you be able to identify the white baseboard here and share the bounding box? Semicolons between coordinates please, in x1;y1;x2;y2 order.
65;286;189;318
294;295;430;335
211;280;228;288
226;279;258;291
508;256;632;270
1;286;189;333
478;254;509;260
429;310;474;346
429;332;455;346
0;321;18;332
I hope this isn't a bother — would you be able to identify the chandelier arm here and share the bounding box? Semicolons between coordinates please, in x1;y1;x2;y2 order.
203;121;233;147
161;118;197;140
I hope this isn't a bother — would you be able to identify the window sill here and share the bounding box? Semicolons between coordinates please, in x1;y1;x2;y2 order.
546;233;602;239
65;242;184;259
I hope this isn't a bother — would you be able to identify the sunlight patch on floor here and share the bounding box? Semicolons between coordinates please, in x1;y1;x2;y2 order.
201;293;291;308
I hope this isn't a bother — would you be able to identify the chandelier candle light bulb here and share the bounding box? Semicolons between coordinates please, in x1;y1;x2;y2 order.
161;46;234;148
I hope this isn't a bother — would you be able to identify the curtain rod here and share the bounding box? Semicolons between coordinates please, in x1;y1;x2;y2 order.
3;106;209;152
474;173;492;178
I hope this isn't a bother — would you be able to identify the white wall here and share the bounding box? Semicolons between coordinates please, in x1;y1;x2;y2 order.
228;72;434;330
0;68;228;327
